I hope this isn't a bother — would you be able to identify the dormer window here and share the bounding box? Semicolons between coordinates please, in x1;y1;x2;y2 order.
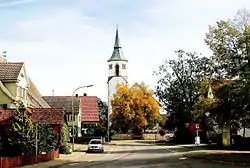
115;64;120;76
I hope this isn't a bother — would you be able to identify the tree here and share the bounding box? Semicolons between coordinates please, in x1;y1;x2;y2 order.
97;98;108;128
111;83;133;133
111;82;161;133
5;102;36;156
204;9;250;137
205;9;250;79
154;50;213;128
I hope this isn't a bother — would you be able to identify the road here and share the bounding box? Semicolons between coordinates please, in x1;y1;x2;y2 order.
58;141;242;168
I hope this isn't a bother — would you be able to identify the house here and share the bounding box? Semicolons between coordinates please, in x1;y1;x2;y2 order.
0;58;50;108
43;94;100;137
81;95;99;135
42;96;82;137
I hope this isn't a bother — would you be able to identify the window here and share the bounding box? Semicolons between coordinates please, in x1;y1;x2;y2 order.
2;104;7;109
122;64;126;69
115;64;120;76
109;64;113;69
16;87;20;97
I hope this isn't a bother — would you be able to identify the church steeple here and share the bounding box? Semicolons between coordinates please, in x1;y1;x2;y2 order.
108;27;128;62
114;27;121;48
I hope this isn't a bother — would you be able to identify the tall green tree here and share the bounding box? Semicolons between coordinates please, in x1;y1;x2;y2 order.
98;98;108;127
205;9;250;79
204;9;250;137
5;102;36;156
154;50;213;125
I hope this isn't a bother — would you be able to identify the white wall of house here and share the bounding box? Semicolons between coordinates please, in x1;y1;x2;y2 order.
15;65;29;107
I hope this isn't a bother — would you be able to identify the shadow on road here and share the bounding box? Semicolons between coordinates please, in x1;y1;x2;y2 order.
56;153;228;168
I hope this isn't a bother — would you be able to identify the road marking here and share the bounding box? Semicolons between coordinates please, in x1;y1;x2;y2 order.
179;157;187;160
69;163;80;165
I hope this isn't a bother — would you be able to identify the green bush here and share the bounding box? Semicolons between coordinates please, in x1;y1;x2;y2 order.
38;124;60;153
59;144;72;154
62;122;69;143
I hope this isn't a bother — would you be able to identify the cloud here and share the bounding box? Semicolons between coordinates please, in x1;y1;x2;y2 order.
0;0;37;8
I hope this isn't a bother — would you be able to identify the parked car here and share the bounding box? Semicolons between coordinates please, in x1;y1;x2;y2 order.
87;139;104;153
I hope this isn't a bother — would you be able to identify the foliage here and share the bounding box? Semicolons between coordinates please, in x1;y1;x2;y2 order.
154;50;213;129
111;82;162;133
62;122;69;143
97;98;108;130
205;9;250;79
59;143;72;154
5;102;36;156
38;124;60;153
159;130;165;136
202;9;250;134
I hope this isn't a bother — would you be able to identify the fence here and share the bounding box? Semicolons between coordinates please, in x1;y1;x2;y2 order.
0;150;59;168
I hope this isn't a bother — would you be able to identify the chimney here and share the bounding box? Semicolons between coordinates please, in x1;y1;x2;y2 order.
0;51;7;63
52;89;55;96
83;93;87;96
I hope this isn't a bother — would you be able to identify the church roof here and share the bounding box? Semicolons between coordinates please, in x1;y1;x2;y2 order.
108;28;128;62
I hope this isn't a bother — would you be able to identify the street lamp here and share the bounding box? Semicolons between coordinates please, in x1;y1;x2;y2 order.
71;84;93;152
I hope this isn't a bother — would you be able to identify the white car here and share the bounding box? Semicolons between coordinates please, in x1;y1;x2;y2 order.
87;139;104;153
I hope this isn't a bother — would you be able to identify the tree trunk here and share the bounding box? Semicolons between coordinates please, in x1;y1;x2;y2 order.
243;126;246;138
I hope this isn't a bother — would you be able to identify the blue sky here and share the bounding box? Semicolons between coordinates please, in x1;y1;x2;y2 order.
0;0;249;101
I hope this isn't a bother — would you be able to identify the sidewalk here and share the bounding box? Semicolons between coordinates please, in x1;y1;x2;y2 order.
183;150;250;166
19;144;115;168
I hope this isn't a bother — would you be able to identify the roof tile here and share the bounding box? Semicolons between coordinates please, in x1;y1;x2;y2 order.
81;96;99;122
0;62;24;81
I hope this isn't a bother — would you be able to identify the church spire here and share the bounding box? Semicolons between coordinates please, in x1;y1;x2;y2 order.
108;26;128;62
114;26;121;48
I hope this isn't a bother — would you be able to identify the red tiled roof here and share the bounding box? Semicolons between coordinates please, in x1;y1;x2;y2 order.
30;108;65;124
0;62;24;81
81;96;99;122
0;108;65;125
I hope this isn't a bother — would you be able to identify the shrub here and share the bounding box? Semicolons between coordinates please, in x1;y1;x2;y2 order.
159;130;165;136
38;124;60;153
62;122;69;143
59;143;72;154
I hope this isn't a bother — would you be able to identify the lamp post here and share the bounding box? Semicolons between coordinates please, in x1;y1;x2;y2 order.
71;84;93;152
107;82;109;142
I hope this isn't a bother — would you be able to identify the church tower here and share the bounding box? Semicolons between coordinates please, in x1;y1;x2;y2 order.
107;27;128;115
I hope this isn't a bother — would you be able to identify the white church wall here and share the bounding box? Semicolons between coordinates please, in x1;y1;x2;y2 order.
108;61;127;77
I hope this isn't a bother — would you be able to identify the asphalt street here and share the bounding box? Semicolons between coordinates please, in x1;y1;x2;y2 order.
58;141;244;168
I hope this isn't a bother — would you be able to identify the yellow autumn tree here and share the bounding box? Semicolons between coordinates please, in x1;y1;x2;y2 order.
111;82;162;133
111;83;134;133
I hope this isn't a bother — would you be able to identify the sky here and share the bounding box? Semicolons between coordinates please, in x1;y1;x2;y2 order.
0;0;249;101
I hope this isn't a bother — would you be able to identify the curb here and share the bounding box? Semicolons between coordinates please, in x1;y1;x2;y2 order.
183;154;250;166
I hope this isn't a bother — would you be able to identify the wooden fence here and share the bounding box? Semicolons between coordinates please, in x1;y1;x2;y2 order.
0;150;59;168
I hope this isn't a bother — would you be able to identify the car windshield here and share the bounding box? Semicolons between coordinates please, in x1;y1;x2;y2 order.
90;140;101;144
